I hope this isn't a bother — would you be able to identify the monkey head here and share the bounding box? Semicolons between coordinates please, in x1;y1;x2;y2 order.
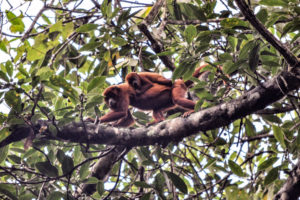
125;72;142;90
103;86;121;109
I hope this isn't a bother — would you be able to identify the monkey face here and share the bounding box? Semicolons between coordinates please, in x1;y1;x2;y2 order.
103;86;121;109
107;97;117;108
129;76;141;90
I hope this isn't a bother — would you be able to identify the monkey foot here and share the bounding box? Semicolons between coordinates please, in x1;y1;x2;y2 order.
182;110;194;118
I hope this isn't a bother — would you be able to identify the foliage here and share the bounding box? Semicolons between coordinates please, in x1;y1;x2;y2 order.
0;0;299;199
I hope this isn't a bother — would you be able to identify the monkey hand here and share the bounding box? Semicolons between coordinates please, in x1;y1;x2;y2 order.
182;110;194;118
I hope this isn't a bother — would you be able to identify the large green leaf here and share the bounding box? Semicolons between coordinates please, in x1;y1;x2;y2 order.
273;125;286;149
228;160;244;177
184;25;197;44
4;90;22;113
165;171;188;194
62;155;74;175
258;157;278;171
87;76;106;93
36;161;58;177
264;167;279;185
76;24;98;33
259;0;288;7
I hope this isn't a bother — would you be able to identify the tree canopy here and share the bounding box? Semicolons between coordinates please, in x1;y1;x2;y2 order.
0;0;300;199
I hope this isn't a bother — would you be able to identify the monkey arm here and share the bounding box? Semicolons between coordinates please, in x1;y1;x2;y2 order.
112;110;134;127
99;110;128;123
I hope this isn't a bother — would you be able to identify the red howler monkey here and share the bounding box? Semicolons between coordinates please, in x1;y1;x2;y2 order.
127;65;211;123
100;84;135;127
100;64;221;125
125;72;172;95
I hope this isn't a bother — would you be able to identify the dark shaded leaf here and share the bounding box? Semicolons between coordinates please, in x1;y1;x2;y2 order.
258;157;278;171
273;125;286;149
264;167;278;185
36;161;58;177
228;160;244;177
165;171;188;194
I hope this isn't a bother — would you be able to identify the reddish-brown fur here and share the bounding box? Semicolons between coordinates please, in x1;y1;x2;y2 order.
101;64;220;125
100;84;135;127
126;66;211;123
125;72;172;95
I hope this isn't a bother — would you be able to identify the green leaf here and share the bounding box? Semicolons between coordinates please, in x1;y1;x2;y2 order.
6;11;25;33
18;66;29;78
239;40;255;60
62;156;74;175
261;114;282;124
87;76;106;93
42;14;51;25
0;71;9;82
62;22;74;40
273;125;286;149
222;61;239;75
79;162;90;180
256;9;268;24
0;146;9;164
249;43;260;72
47;191;65;200
140;192;151;200
258;157;278;171
228;160;244;177
112;37;128;46
221;18;248;29
153;172;166;199
179;3;206;21
134;181;152;188
49;20;63;33
36;161;59;177
76;24;98;33
245;119;255;137
0;184;18;200
259;0;288;7
133;111;150;121
85;177;99;184
5;61;13;77
0;40;8;53
5;90;22;113
264;167;279;185
184;25;197;44
172;65;186;81
165;171;188;194
96;181;105;196
36;67;54;81
56;149;65;164
80;41;101;52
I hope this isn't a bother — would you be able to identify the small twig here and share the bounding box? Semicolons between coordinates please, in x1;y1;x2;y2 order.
21;0;55;41
37;182;46;200
103;160;123;200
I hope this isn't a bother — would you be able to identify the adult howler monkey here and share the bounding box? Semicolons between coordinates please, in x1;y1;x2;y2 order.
100;64;214;125
100;84;135;127
126;65;211;123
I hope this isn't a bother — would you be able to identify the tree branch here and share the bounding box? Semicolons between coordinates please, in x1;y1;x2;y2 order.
234;0;299;67
274;157;300;200
3;69;300;149
137;0;175;71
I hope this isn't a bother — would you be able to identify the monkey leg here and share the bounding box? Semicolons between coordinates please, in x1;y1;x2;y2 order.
172;79;196;117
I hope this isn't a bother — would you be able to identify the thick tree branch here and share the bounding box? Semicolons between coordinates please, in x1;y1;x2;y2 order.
234;0;299;67
234;1;300;199
3;69;300;148
274;157;300;200
75;146;129;196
